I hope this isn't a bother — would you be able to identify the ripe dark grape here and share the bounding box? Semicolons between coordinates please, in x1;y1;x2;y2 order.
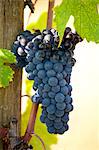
48;77;58;86
52;85;60;93
38;70;46;79
45;118;53;127
55;93;65;103
43;84;51;92
53;62;63;73
42;98;50;107
48;113;56;120
47;70;56;77
61;86;68;95
46;104;56;114
56;102;66;110
44;61;53;70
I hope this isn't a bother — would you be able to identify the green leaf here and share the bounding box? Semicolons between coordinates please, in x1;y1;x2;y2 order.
0;49;16;88
0;65;14;88
55;0;99;43
0;49;16;63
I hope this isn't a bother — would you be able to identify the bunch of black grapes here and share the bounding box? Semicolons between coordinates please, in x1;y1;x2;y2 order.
12;27;82;134
11;30;41;68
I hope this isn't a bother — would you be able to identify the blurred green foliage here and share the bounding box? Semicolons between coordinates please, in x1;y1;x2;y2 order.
26;12;56;32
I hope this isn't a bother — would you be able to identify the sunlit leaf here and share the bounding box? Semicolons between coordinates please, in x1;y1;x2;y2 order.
55;0;99;43
0;49;16;88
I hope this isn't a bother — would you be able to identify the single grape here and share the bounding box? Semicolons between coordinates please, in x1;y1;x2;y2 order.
19;37;27;46
46;104;56;114
33;57;41;65
62;70;67;78
61;86;68;95
17;47;26;56
42;77;48;84
62;113;69;122
45;118;53;127
43;84;51;92
56;126;67;134
48;113;56;120
48;77;58;86
42;92;48;98
54;117;61;123
47;70;56;77
35;50;45;61
55;93;65;103
56;73;63;80
52;85;60;93
27;72;34;80
53;62;63;73
56;102;66;110
38;70;46;79
67;84;72;92
66;75;71;83
55;109;64;117
28;62;35;71
40;115;46;123
42;110;48;116
65;67;72;74
44;61;53;70
50;99;56;105
59;79;67;87
42;98;50;107
65;104;73;112
48;126;55;134
48;91;55;98
36;63;44;70
33;69;38;76
65;95;72;104
54;121;63;130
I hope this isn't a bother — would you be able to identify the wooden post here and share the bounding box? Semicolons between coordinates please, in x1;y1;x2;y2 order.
0;0;24;149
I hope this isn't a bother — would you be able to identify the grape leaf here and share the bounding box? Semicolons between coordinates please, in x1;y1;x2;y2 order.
54;0;99;43
0;49;16;88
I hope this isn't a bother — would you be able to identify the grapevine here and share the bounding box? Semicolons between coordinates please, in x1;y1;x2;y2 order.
12;27;82;134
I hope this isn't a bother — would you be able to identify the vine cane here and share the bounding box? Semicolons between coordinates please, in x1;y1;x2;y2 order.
47;0;55;29
23;102;39;143
22;95;46;150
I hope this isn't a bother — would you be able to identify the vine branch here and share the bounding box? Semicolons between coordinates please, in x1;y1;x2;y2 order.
47;0;55;29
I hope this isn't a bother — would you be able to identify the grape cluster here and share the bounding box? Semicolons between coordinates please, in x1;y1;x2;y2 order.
11;30;41;68
12;27;82;134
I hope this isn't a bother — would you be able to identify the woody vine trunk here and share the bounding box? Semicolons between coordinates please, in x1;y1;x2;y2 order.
0;0;24;149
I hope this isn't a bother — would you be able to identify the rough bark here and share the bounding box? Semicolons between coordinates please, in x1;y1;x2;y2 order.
0;0;24;149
